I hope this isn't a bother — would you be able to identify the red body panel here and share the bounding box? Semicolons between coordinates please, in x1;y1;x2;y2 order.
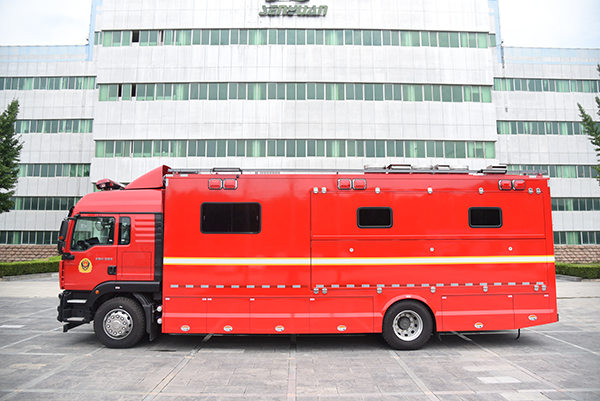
60;167;558;337
161;172;557;335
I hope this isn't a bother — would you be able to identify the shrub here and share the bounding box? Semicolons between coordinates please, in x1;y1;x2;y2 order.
0;258;59;278
556;263;600;279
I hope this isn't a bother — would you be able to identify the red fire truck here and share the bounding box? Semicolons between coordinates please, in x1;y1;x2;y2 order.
57;165;557;349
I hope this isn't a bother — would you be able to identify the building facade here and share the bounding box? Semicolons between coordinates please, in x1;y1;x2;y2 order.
0;0;599;259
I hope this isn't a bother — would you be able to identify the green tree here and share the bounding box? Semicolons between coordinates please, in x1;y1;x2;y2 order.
0;100;23;213
578;64;600;181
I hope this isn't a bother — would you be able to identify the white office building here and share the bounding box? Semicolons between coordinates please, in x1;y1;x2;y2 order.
0;0;599;260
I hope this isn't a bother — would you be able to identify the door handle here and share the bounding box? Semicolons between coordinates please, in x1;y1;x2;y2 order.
107;265;117;275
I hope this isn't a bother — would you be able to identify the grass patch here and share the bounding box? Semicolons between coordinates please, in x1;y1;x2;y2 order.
0;256;60;278
556;263;600;279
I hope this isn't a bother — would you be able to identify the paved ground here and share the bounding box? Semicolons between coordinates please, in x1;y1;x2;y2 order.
0;275;598;401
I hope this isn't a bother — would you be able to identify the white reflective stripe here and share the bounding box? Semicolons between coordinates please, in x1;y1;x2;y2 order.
164;255;555;266
164;257;310;266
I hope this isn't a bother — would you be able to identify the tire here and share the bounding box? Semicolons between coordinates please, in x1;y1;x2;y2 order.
93;297;145;348
382;300;433;350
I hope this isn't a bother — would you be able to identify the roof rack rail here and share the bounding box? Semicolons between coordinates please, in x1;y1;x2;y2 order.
211;167;243;174
477;165;508;174
167;165;547;176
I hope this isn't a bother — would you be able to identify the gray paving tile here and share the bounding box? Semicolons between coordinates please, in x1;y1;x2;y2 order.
1;282;599;400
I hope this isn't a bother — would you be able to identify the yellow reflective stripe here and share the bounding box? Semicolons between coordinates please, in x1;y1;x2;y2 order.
164;255;555;266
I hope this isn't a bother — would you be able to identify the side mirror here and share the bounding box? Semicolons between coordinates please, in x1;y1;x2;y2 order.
57;219;69;254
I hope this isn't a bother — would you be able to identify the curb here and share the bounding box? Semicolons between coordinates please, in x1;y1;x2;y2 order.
556;274;582;282
556;274;582;281
1;272;59;281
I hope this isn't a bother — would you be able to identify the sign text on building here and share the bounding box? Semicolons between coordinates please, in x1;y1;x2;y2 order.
259;0;328;17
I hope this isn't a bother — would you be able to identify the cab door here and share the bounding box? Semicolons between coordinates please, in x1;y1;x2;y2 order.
62;214;118;290
117;214;156;281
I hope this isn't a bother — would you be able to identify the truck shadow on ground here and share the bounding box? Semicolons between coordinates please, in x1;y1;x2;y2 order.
64;330;539;353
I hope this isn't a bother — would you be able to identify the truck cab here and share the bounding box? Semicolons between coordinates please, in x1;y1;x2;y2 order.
56;166;167;348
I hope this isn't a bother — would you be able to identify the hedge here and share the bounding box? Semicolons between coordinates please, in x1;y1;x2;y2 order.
0;256;60;278
556;263;600;279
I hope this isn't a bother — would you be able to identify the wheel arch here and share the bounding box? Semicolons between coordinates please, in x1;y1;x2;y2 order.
87;281;161;342
381;295;437;334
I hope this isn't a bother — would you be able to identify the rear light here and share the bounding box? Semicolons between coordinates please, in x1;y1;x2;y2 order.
208;179;222;190
512;179;526;191
353;179;367;190
337;179;352;190
498;180;512;191
223;179;238;190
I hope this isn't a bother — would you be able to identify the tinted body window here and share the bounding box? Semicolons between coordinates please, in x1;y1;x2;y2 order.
469;207;502;228
201;203;261;233
357;207;393;228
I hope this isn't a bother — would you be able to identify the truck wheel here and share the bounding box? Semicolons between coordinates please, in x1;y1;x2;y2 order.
94;297;145;348
382;300;433;350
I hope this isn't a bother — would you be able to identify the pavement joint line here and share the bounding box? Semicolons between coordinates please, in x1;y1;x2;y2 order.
3;389;600;398
0;346;104;401
456;333;586;401
2;307;57;325
527;328;599;355
287;334;297;401
388;349;440;401
142;333;212;401
0;326;62;351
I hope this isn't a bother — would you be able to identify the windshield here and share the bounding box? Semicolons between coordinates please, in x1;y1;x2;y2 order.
71;216;115;251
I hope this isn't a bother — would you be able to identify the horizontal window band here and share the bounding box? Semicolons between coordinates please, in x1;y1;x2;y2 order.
494;77;599;94
507;165;598;180
17;164;90;178
552;198;600;212
94;28;496;49
0;231;58;245
497;120;584;136
14;119;93;134
0;76;96;91
98;82;493;103
9;197;81;212
95;139;496;159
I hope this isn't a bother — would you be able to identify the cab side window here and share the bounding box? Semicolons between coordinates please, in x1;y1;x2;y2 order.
71;216;115;250
119;217;131;245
